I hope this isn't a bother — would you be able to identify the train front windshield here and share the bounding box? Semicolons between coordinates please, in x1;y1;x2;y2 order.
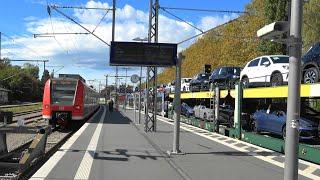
52;80;77;105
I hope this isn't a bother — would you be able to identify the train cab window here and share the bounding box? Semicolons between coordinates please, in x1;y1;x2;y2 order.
52;80;77;105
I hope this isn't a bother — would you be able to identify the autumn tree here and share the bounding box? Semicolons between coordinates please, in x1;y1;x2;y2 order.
302;0;320;52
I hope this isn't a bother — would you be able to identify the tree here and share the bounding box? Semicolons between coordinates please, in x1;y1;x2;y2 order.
158;0;266;84
41;69;50;85
22;63;39;79
302;0;320;52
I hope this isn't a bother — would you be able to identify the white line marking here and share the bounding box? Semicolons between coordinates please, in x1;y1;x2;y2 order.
304;166;317;174
30;107;103;180
155;115;320;180
74;106;106;180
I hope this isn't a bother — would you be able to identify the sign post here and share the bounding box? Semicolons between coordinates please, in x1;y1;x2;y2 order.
109;41;177;132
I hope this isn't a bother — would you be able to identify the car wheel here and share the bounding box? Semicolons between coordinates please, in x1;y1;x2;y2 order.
282;125;286;140
241;77;249;88
183;86;186;92
270;72;283;86
253;121;260;133
303;67;319;84
229;115;234;128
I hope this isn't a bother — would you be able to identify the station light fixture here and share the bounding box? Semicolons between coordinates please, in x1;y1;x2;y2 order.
257;21;289;42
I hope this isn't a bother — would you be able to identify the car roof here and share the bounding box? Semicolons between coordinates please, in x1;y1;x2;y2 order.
259;55;289;58
218;66;242;68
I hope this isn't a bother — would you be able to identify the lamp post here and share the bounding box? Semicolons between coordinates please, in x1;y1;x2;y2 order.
120;67;131;111
132;37;148;123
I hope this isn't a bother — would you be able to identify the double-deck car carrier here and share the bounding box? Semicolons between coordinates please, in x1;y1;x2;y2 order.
169;83;320;164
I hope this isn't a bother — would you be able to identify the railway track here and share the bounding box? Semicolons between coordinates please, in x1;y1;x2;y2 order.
0;106;100;179
0;124;74;179
13;110;41;118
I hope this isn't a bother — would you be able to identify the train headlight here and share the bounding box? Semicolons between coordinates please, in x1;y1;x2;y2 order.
75;105;81;110
45;105;49;109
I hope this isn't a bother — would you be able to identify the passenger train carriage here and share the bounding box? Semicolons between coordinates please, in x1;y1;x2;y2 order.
42;74;99;128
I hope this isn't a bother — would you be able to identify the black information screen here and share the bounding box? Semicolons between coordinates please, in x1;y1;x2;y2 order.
110;41;177;66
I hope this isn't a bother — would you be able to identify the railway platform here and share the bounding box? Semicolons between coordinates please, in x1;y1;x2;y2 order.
30;105;317;180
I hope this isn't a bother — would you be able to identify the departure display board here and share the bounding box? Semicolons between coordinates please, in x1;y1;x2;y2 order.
110;41;177;66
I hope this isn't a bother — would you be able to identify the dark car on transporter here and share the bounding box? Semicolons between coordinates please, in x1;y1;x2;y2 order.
252;104;319;140
189;73;211;92
181;102;194;117
301;42;320;84
218;104;251;130
209;66;242;89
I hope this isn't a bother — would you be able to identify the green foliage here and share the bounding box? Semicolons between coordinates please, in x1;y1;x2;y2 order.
41;69;50;85
0;60;43;102
303;0;320;52
23;63;39;79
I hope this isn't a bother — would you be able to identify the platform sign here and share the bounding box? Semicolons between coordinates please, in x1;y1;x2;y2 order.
110;41;177;66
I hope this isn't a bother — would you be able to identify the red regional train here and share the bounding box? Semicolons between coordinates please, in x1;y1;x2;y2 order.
42;74;99;128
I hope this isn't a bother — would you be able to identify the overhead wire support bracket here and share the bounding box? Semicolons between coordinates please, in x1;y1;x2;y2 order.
51;5;113;11
48;5;110;46
33;32;89;38
0;59;49;62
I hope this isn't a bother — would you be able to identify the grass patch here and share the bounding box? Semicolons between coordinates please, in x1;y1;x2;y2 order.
0;103;42;113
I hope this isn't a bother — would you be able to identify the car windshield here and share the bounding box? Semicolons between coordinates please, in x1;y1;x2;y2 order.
182;78;191;83
304;43;320;56
182;103;191;109
198;74;210;80
270;56;289;63
227;67;241;75
52;79;77;105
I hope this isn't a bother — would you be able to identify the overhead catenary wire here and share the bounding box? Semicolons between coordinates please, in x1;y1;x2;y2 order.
2;32;48;60
47;0;70;56
2;49;38;60
158;4;253;45
160;8;204;33
92;9;110;34
160;6;248;14
62;21;80;62
49;5;110;46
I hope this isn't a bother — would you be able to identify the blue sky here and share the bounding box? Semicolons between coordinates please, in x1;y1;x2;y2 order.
0;0;251;89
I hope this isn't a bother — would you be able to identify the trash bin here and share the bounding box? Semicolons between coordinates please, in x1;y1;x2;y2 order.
0;111;13;124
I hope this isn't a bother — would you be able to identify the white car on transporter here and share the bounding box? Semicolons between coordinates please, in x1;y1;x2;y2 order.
240;55;290;87
181;78;192;92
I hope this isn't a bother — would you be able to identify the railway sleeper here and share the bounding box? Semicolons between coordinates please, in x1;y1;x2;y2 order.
0;126;51;176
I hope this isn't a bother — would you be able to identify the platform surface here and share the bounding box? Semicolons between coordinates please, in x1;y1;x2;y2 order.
31;105;316;180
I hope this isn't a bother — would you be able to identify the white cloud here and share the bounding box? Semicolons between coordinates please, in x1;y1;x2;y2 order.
198;14;239;31
3;1;238;88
